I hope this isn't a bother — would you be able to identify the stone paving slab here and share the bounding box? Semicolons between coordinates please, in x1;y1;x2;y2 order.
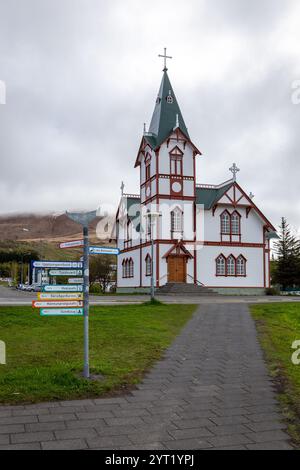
0;304;294;450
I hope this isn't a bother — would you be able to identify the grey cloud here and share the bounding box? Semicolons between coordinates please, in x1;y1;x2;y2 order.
0;0;298;232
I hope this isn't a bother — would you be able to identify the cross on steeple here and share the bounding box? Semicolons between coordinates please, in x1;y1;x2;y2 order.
229;163;240;182
158;47;172;72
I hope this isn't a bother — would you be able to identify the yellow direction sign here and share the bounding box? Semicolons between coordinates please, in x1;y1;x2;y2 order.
37;292;83;301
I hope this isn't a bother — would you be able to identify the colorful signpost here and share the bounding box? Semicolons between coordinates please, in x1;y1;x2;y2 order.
33;213;120;379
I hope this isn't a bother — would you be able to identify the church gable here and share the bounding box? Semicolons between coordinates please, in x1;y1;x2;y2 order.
162;241;193;259
197;180;275;233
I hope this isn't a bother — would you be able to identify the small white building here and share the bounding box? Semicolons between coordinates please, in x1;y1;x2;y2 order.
115;64;277;295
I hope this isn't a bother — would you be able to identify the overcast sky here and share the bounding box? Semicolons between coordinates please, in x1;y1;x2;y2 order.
0;0;299;232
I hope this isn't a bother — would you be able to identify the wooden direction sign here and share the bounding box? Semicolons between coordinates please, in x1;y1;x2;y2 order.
33;261;83;269
42;285;83;293
32;300;83;308
59;240;84;249
37;292;83;300
49;269;83;277
40;308;84;316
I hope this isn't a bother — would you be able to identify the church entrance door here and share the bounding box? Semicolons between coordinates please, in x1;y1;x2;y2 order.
168;256;186;283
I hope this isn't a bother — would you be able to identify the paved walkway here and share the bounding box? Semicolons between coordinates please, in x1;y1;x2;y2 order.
0;304;293;450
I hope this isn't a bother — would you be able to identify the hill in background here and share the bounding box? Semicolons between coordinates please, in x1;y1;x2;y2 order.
0;213;114;243
0;213;115;260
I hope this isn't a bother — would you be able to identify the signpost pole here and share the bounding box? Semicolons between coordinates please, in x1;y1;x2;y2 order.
151;237;154;301
83;225;90;379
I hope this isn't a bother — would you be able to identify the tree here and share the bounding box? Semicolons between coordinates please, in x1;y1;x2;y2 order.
273;217;300;289
89;255;116;292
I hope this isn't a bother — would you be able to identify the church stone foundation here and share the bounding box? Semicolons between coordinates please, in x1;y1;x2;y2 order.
116;287;151;294
212;287;266;296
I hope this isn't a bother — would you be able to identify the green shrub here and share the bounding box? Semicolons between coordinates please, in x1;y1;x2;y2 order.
265;287;281;296
89;283;102;294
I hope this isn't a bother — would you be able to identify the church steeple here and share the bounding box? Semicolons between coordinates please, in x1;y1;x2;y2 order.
148;70;189;148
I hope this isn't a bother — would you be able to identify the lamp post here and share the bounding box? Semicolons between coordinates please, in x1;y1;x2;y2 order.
66;210;98;379
144;211;161;301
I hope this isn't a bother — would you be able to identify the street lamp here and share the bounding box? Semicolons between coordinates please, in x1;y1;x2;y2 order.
144;211;161;301
66;209;98;379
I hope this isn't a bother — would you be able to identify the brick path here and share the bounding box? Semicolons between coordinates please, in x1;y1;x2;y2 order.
0;304;293;450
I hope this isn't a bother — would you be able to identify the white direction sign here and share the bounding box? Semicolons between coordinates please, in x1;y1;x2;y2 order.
89;246;120;256
42;285;83;292
68;278;84;284
33;261;83;269
59;240;84;249
33;300;83;308
40;308;83;316
49;269;83;277
38;292;83;300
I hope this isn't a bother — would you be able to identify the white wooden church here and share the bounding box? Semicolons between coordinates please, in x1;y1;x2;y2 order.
115;52;277;295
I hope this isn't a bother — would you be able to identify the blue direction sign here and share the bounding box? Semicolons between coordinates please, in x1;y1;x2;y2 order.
42;285;83;293
89;246;120;255
33;261;83;269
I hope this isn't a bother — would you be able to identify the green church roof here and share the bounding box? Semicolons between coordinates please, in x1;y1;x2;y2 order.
196;183;233;209
148;71;189;148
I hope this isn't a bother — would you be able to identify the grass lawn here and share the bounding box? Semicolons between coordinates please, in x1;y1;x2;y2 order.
0;302;195;405
251;302;300;447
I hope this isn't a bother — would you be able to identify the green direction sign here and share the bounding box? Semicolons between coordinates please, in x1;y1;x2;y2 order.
49;269;83;277
42;285;83;293
40;308;83;316
68;278;84;284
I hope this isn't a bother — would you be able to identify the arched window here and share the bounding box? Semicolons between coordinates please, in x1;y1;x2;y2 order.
170;156;183;175
216;255;226;276
227;255;236;276
145;254;152;276
171;207;183;234
220;211;230;234
122;259;126;278
145;163;150;181
129;258;134;278
236;255;246;276
231;211;241;235
146;212;152;238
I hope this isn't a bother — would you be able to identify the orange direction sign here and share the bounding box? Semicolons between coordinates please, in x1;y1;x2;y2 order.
32;300;83;308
